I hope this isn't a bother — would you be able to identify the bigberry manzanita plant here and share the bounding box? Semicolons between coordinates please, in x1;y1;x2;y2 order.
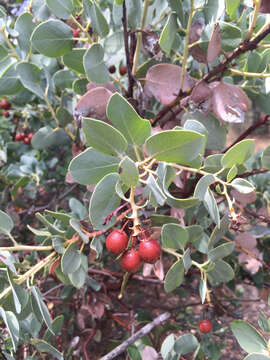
0;0;269;358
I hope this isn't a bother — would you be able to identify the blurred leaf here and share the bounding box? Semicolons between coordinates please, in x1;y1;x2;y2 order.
159;12;178;55
0;210;14;236
83;0;109;37
46;0;73;19
83;43;109;83
230;320;268;355
43;315;64;342
174;334;199;355
32;339;63;360
208;215;230;249
30;286;52;332
15;13;36;59
225;0;240;19
221;139;254;168
204;188;220;227
262;145;270;170
231;178;255;194
0;307;20;351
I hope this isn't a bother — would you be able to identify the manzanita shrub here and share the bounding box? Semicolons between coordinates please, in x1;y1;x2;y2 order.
0;0;270;358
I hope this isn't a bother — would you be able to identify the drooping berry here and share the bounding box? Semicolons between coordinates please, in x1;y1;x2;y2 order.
198;319;212;334
15;133;22;141
0;99;11;110
120;249;142;273
106;229;128;254
3;111;9;118
138;238;161;264
108;65;116;74
28;132;34;141
119;65;127;76
72;28;80;38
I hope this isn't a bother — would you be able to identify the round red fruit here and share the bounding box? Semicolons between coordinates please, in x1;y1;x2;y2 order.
15;133;22;141
106;229;128;254
119;65;127;76
120;249;142;273
24;136;31;145
0;99;11;110
138;238;161;264
3;111;9;118
198;319;212;333
28;132;34;140
108;65;116;74
72;28;80;38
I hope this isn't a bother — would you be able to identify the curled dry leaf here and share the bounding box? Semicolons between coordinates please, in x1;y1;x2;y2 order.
142;28;161;58
189;18;207;63
207;24;221;63
74;87;113;120
236;233;262;274
189;81;213;114
231;189;257;206
144;64;196;105
211;82;251;123
259;0;270;13
153;259;164;280
143;262;153;277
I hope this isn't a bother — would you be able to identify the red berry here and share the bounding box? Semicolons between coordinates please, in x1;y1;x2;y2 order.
138;238;161;264
72;28;80;38
21;132;26;139
106;229;128;254
24;136;31;145
108;65;116;74
120;249;142;273
15;133;22;141
3;111;9;118
0;99;11;110
28;132;34;140
119;65;127;76
198;319;212;334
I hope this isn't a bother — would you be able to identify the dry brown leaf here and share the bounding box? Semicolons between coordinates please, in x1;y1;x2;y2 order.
207;24;221;63
236;233;262;274
189;19;207;63
153;259;164;280
211;82;251;123
144;64;196;105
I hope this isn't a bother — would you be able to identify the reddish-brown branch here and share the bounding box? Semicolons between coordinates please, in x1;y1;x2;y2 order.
239;168;269;178
122;1;134;98
81;324;97;360
224;115;270;152
151;24;270;126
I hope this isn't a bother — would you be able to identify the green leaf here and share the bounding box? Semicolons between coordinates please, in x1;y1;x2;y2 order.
208;215;230;249
243;355;270;360
230;320;268;355
145;130;204;164
164;259;184;292
159;12;178;55
203;154;223;173
126;0;142;29
15;13;36;59
230;178;255;194
258;312;270;333
221;139;255;169
63;49;86;74
82;118;127;157
168;0;185;26
69;219;89;244
208;242;234;262
68;254;88;288
0;63;22;96
146;174;166;206
194;174;215;201
61;242;82;274
207;260;234;286
83;0;109;38
162;223;188;250
53;69;76;89
118;156;139;186
161;334;175;360
69;198;88;220
150;215;179;226
89;173;121;230
199;280;207;304
43;315;64;343
46;0;73;19
7;269;28;314
225;0;241;19
32;339;63;360
68;148;119;185
183;248;192;272
219;21;242;51
17;62;44;98
107;93;151;146
0;210;14;236
204;188;220;227
0;251;17;273
31;19;73;57
32;126;69;150
83;43;109;83
0;307;20;351
127;345;142;360
30;286;52;332
227;165;237;182
262;145;270;170
174;334;199;355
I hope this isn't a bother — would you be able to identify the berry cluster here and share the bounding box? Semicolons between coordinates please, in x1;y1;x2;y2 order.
15;132;34;145
0;99;11;118
106;229;161;273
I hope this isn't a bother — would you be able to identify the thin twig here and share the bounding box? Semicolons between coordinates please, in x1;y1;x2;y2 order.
99;312;171;360
122;1;134;98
